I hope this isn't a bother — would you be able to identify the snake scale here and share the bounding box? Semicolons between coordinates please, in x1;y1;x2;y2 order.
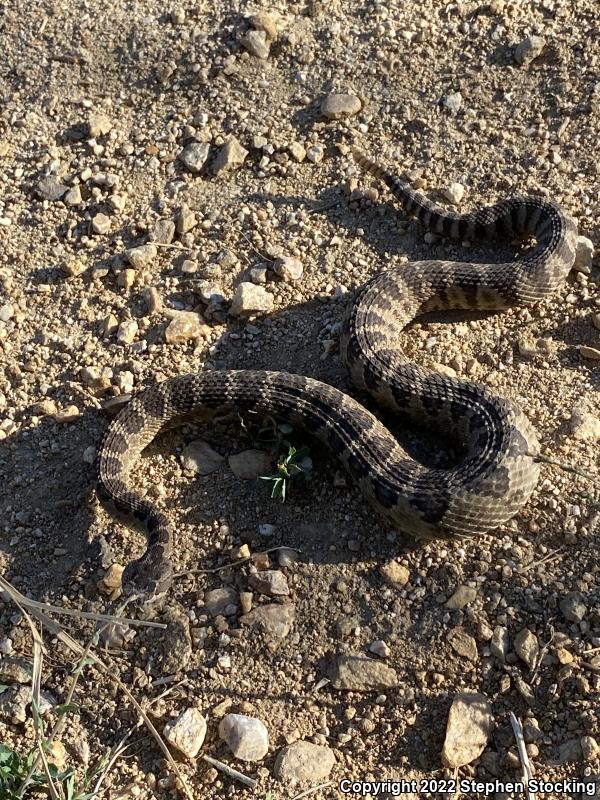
96;149;578;601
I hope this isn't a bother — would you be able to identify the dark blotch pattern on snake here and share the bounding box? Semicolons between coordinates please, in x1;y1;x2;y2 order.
96;149;578;600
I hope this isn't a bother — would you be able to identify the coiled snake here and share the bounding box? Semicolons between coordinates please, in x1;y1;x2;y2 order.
96;149;578;601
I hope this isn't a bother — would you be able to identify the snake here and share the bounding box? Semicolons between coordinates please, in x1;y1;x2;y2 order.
96;148;578;601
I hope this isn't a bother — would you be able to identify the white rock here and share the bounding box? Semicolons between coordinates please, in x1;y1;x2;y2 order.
164;312;208;344
228;449;271;479
126;244;157;268
442;182;465;204
91;213;111;235
179;142;210;173
218;714;269;762
274;740;335;782
306;145;324;164
163;708;207;758
369;640;391;658
116;320;138;345
573;235;594;274
241;29;270;59
443;92;462;112
442;692;494;768
230;283;273;316
274;256;303;282
514;628;539;669
213;137;248;174
321;92;362;120
0;303;14;322
181;440;225;475
88;113;113;137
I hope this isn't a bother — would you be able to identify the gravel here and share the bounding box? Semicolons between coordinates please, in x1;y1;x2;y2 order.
1;0;599;796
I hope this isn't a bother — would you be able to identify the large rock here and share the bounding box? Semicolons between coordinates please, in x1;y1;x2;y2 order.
274;740;335;782
441;692;494;768
330;654;398;691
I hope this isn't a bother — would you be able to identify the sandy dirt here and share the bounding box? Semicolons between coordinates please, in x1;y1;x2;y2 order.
0;1;599;798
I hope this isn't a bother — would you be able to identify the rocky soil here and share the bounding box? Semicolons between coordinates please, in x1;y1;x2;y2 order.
0;0;599;798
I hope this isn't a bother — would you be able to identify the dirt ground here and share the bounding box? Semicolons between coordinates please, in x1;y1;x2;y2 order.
0;0;599;798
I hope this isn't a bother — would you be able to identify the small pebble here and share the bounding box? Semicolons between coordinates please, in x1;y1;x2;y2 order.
514;35;545;66
241;29;270;59
218;714;269;762
179;142;210;174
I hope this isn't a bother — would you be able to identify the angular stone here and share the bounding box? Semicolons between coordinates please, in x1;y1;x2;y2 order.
142;286;162;315
241;29;270;59
230;282;273;316
64;185;82;206
116;319;138;345
570;406;600;441
228;449;271;479
514;35;545;66
448;626;478;661
560;592;587;623
442;182;465;204
126;244;157;268
321;93;362;120
490;626;510;661
249;570;289;597
445;584;477;609
573;235;594;274
164;312;208;344
240;603;295;644
273;256;303;282
514;628;539;670
203;587;238;617
179;142;210;173
152;219;176;244
249;11;278;39
87;113;113;137
441;692;494;768
175;204;197;234
181;440;224;475
213;137;248;174
219;714;269;761
274;740;335;782
36;176;68;201
330;654;398;691
164;708;207;758
0;684;30;723
91;213;111;235
380;560;410;587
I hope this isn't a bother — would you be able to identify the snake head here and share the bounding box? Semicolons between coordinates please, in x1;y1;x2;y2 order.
121;556;174;606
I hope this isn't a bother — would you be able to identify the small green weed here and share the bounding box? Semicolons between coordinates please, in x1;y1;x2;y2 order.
0;742;108;800
239;413;313;501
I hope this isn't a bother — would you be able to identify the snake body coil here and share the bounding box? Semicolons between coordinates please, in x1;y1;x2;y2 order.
96;150;578;599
